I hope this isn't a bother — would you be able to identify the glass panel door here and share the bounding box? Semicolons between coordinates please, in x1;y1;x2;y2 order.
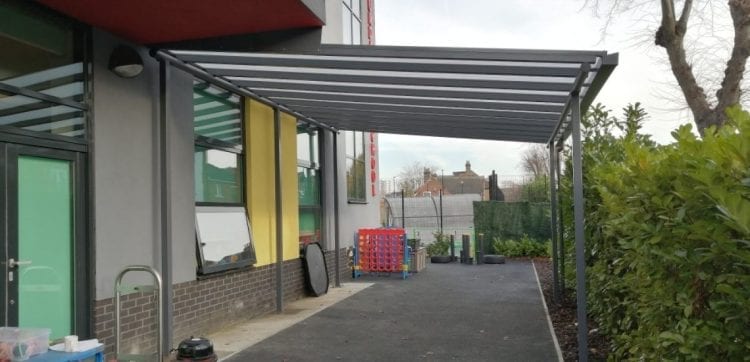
17;155;73;338
2;144;81;340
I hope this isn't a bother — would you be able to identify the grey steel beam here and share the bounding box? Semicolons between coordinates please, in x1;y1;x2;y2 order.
0;82;87;111
332;131;341;287
304;112;557;132
274;107;284;313
315;119;549;143
556;141;566;293
581;53;619;112
298;107;558;127
230;79;570;103
265;93;564;113
281;101;560;121
157;58;174;359
571;93;588;362
549;141;560;303
172;51;583;77
548;64;590;145
200;66;576;92
318;118;552;138
360;127;548;143
314;44;605;64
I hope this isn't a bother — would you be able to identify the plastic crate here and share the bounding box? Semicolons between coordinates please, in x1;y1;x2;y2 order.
0;327;50;361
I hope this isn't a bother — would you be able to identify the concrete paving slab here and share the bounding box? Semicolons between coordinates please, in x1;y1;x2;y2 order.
225;260;560;362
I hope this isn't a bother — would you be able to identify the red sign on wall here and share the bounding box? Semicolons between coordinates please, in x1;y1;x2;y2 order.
369;132;377;196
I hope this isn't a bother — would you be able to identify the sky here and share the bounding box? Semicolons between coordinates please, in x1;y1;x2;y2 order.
373;0;734;181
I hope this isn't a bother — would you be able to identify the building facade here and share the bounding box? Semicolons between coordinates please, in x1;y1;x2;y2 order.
416;161;487;199
0;0;379;357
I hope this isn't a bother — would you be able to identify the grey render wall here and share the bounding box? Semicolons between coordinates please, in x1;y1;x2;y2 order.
92;30;195;300
320;130;381;250
321;0;368;44
320;0;344;44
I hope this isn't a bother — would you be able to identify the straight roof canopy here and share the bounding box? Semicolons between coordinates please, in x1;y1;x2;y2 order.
159;44;617;144
154;44;618;361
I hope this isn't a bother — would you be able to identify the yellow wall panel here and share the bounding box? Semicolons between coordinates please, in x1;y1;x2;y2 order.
281;112;299;260
245;100;300;266
246;99;276;266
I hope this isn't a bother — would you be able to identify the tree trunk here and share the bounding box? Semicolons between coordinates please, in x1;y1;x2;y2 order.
653;0;750;134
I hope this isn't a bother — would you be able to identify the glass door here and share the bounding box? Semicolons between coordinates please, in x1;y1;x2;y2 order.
1;144;84;339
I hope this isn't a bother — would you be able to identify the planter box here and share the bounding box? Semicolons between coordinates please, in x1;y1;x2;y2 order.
409;247;427;272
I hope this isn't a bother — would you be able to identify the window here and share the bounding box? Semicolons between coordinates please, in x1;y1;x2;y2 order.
298;127;321;248
342;0;362;45
195;206;256;274
0;0;86;139
193;80;254;273
345;130;366;202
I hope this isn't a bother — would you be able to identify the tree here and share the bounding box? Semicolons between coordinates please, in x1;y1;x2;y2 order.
521;144;549;177
396;161;437;196
587;0;750;134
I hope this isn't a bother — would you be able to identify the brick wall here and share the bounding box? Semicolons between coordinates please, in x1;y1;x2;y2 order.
94;247;352;358
325;247;353;284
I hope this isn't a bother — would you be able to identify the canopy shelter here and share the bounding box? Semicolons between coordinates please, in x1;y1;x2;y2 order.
153;45;618;362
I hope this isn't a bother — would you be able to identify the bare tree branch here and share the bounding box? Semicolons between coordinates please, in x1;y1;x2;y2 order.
586;0;746;134
716;0;750;117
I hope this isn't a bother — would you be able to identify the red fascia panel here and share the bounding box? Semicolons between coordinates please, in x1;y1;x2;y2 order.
37;0;324;44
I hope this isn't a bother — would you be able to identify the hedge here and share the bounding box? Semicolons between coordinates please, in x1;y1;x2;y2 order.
560;104;750;360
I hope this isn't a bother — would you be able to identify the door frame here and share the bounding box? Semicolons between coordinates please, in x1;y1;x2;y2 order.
1;143;90;337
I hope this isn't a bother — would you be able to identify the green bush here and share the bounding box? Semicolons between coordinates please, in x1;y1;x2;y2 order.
426;232;450;256
492;235;550;257
560;104;750;360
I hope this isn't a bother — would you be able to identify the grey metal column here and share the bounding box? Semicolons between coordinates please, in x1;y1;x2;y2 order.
571;93;587;362
332;131;341;287
556;144;565;293
549;141;560;302
274;107;284;312
401;190;405;228
157;58;173;357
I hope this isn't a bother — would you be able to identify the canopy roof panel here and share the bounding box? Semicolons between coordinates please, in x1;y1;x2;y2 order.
164;44;617;144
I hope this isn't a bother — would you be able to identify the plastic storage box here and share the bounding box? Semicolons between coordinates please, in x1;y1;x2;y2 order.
0;327;50;361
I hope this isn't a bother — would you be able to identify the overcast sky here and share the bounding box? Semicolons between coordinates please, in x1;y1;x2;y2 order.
374;0;732;181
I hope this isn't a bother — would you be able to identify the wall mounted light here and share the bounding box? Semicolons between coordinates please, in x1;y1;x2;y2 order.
108;45;143;78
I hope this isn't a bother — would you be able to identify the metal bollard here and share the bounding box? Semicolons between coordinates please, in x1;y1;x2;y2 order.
461;234;471;264
476;233;484;265
450;234;456;262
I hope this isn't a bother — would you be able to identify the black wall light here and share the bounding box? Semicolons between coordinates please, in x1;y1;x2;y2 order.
108;45;144;78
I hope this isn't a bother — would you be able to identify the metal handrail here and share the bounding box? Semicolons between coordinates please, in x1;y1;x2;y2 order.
114;265;163;362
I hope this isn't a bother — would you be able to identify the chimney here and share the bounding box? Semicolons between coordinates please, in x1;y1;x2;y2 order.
423;168;431;182
465;160;471;173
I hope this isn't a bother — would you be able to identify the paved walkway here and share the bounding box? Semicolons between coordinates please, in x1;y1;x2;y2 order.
225;260;560;362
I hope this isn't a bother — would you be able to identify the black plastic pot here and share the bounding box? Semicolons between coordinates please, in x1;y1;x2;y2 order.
483;254;506;264
430;255;452;263
177;337;217;362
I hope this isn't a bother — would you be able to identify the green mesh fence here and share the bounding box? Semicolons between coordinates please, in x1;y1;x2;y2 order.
473;201;550;253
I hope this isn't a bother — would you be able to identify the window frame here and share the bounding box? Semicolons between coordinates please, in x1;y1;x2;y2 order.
0;0;89;147
345;130;367;203
193;82;246;207
342;0;362;45
193;81;252;275
297;127;322;248
195;206;256;274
